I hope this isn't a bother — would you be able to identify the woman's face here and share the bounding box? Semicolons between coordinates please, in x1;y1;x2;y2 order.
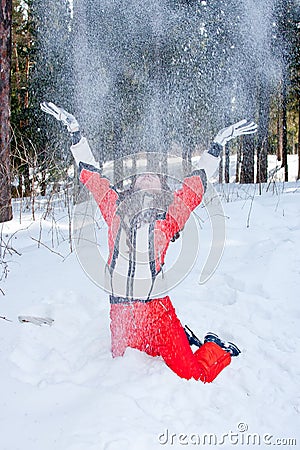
134;173;162;192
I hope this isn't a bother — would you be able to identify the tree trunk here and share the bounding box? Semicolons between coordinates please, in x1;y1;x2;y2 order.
297;99;300;180
160;152;168;178
257;136;269;184
23;163;31;197
235;140;242;183
112;122;124;189
219;148;223;183
281;70;289;181
113;156;124;189
147;152;160;173
0;0;13;222
277;81;283;162
240;135;255;184
224;142;230;183
182;145;191;177
256;83;271;184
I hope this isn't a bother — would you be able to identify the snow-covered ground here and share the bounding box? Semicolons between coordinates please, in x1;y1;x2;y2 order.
1;177;300;449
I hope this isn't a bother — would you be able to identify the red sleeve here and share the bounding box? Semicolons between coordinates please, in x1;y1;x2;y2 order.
79;164;118;226
152;174;205;271
156;174;205;241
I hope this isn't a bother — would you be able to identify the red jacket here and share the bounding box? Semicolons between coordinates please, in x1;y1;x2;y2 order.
79;161;207;301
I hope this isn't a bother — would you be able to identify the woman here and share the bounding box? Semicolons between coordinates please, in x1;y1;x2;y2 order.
41;101;257;382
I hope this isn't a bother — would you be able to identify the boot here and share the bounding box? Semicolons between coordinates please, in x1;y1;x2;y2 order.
204;332;241;357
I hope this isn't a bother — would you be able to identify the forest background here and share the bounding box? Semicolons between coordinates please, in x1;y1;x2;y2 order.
0;0;299;223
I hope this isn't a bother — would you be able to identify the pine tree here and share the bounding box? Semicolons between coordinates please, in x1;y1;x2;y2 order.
238;0;276;184
11;0;33;196
273;0;300;181
28;0;73;192
10;0;73;197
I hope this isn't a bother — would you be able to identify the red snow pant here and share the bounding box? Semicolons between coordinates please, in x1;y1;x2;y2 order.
110;296;231;382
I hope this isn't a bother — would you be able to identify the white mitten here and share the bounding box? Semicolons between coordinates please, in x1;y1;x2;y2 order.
40;101;80;133
214;119;257;146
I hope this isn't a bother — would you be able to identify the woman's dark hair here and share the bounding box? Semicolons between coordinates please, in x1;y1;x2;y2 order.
116;173;171;200
114;173;184;249
115;173;173;242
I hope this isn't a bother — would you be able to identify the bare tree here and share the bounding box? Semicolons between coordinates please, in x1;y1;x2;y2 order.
0;0;13;223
